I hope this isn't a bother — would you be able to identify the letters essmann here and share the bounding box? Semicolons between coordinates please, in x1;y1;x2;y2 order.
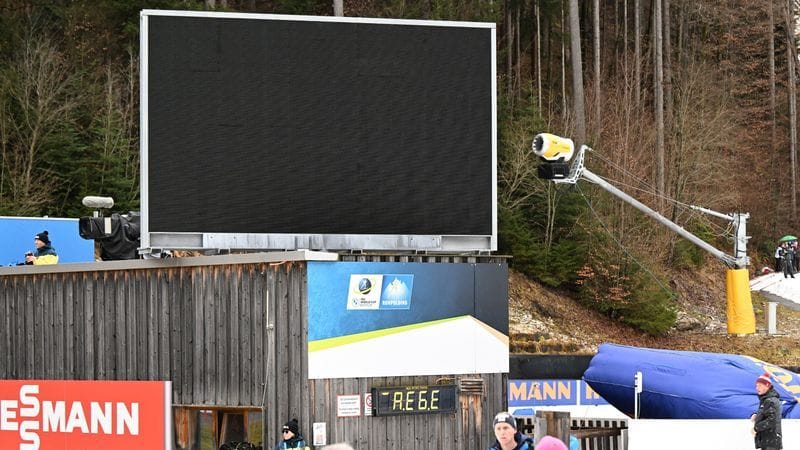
1;384;140;450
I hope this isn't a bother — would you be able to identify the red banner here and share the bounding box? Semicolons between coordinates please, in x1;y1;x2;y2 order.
0;380;170;450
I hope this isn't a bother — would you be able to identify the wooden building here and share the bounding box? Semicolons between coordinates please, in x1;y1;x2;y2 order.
0;251;508;450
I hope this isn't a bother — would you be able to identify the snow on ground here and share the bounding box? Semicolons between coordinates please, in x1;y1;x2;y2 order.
750;272;800;310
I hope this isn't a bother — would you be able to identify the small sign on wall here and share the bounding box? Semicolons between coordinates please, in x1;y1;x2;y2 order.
337;394;362;417
312;422;327;446
364;392;374;416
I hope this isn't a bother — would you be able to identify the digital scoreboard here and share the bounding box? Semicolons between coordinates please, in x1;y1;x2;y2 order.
371;385;457;416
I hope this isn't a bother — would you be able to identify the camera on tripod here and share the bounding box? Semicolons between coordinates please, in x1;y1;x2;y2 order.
78;196;141;261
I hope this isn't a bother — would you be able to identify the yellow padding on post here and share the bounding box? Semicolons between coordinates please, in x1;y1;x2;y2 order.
726;268;756;334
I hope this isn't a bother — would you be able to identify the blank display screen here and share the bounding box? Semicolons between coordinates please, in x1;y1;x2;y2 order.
146;14;494;237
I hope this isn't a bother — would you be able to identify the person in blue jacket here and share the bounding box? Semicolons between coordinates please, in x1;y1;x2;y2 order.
24;231;58;265
274;418;307;450
488;412;533;450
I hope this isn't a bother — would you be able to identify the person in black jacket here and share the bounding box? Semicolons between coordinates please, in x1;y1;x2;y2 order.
273;419;307;450
750;373;782;450
780;243;796;278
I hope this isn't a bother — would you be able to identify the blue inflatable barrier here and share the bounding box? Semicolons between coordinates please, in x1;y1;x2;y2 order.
583;343;800;419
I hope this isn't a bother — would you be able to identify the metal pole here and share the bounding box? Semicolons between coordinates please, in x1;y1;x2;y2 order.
634;371;642;419
768;302;778;335
581;169;738;267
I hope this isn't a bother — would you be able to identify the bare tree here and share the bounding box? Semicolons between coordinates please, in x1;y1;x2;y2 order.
593;0;601;137
0;29;76;215
506;1;513;101
634;0;641;104
516;2;521;100
569;0;587;143
769;0;778;232
561;1;568;121
663;0;673;175
535;0;542;112
786;0;798;219
654;0;666;204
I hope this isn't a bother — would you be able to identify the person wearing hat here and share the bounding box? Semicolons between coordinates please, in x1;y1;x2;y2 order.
274;418;308;450
750;372;782;450
25;231;58;265
488;411;533;450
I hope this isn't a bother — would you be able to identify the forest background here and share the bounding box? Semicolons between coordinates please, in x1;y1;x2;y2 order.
3;0;800;337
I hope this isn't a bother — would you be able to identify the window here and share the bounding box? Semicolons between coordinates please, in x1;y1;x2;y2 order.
174;407;263;450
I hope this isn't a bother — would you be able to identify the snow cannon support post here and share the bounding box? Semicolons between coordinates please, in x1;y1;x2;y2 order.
726;268;756;334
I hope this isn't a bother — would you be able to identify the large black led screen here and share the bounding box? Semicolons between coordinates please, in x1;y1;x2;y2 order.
145;13;494;239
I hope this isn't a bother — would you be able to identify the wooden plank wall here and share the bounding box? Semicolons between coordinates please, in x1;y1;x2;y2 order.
0;261;308;444
308;373;506;450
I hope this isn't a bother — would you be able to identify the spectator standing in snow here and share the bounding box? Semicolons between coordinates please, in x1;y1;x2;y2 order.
780;243;795;278
750;373;782;450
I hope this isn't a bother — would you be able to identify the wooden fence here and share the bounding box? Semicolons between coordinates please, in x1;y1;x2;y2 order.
517;416;628;450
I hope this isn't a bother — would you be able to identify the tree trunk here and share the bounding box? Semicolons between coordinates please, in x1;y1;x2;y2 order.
654;0;665;204
786;0;798;220
593;0;601;138
769;0;778;232
516;2;521;100
536;1;543;112
624;0;628;75
663;0;672;186
506;1;513;101
569;0;587;143
561;1;568;121
634;0;641;104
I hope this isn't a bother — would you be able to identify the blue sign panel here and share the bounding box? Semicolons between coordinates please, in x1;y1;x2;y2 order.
307;261;509;378
1;217;94;265
508;379;609;408
346;274;414;310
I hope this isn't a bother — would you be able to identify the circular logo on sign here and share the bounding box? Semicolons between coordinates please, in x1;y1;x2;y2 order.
357;278;373;295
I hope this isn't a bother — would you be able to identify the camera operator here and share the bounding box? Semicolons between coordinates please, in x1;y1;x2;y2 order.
24;231;59;265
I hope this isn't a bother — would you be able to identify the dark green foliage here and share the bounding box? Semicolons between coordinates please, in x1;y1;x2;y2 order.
670;223;715;269
497;85;590;288
577;239;677;336
621;276;677;336
499;205;587;287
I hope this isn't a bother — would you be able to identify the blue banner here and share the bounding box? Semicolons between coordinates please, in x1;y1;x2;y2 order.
509;380;610;407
